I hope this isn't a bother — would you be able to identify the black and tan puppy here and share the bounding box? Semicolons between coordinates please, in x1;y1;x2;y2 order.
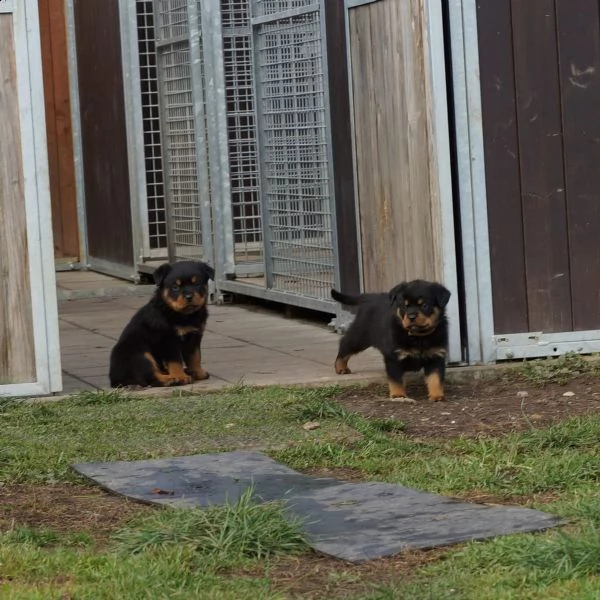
331;279;451;402
109;261;215;388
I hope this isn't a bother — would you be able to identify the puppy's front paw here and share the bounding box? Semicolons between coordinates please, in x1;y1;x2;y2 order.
334;357;351;375
389;396;417;404
161;374;181;387
191;369;210;381
428;393;446;402
178;374;193;385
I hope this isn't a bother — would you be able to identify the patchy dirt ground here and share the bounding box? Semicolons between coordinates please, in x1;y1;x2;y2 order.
0;484;151;545
242;549;445;599
335;374;600;440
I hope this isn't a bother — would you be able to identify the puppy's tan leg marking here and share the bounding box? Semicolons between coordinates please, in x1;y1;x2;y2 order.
143;352;180;386
426;371;445;402
186;347;209;381
388;378;417;403
335;355;352;375
165;361;193;385
388;378;407;399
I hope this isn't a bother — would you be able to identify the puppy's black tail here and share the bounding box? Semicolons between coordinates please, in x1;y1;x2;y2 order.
331;288;378;306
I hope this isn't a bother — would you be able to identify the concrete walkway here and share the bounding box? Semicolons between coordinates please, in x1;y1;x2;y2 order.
57;272;383;394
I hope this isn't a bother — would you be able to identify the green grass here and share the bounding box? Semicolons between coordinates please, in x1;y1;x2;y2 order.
113;488;308;561
273;415;600;497
0;385;353;484
2;384;600;598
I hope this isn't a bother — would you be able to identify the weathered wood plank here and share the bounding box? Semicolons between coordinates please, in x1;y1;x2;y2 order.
476;0;528;334
349;0;440;294
39;0;79;259
556;0;600;332
0;14;36;383
511;0;572;333
74;0;133;267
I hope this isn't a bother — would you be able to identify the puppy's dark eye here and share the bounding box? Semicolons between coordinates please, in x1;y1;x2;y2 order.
422;303;429;310
171;285;180;293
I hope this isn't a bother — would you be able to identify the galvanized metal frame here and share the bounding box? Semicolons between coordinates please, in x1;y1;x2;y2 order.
136;0;170;258
250;1;274;290
345;0;378;7
148;0;342;312
200;0;234;277
1;0;62;396
218;0;265;278
424;0;462;363
120;0;171;268
240;0;340;308
448;0;495;364
189;0;216;269
153;0;215;269
119;0;149;268
495;331;600;360
153;0;190;264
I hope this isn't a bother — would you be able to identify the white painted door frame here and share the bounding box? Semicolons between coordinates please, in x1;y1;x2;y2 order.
0;0;62;397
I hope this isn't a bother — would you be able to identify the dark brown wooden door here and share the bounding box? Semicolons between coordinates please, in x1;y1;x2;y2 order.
74;0;133;271
39;0;79;261
477;0;600;335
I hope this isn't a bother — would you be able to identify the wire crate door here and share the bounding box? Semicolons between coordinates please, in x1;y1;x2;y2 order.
251;0;340;303
153;0;214;266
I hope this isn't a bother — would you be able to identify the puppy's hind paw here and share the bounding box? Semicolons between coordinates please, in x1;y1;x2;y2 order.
334;357;352;375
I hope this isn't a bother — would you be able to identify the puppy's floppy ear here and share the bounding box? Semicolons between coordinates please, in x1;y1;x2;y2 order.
153;263;172;287
432;283;451;308
389;282;408;306
198;262;215;282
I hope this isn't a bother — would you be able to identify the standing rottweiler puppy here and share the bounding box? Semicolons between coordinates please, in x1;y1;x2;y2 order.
109;261;214;388
331;279;451;401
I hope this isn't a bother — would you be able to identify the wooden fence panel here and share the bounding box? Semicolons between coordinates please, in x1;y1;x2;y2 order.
39;0;79;260
348;0;442;292
478;0;600;336
0;14;36;384
476;0;528;334
556;0;600;332
511;0;572;333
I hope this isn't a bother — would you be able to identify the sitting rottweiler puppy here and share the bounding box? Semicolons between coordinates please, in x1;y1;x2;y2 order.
109;261;215;388
331;279;451;402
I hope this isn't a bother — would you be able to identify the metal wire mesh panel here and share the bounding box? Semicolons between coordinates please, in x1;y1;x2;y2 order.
155;0;209;261
136;0;167;253
254;4;336;299
156;0;188;39
221;0;263;268
253;0;315;17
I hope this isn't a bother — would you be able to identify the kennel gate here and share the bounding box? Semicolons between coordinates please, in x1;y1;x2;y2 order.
134;0;169;258
152;0;341;313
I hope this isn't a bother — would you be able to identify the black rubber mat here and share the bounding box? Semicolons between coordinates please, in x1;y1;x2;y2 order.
73;451;561;562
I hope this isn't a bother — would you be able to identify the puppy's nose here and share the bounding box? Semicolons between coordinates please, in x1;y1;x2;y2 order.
408;313;417;322
184;292;193;301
